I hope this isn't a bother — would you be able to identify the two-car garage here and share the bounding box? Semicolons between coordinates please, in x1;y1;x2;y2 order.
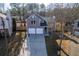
28;28;43;34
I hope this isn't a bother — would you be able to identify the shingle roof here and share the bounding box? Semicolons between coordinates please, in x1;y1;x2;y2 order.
0;13;6;19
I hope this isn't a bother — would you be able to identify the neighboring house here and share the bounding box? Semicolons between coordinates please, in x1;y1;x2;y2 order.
73;20;79;36
46;16;56;34
55;21;65;32
26;13;48;35
25;13;47;56
0;12;12;38
16;20;26;31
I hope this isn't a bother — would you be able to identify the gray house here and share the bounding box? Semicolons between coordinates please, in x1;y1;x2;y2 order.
26;13;48;35
25;13;47;56
0;12;12;38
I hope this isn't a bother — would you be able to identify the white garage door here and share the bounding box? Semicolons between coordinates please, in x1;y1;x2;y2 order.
36;28;43;34
28;28;35;34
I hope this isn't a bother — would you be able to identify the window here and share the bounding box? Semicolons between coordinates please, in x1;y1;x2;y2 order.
31;21;35;24
40;21;47;26
77;22;79;27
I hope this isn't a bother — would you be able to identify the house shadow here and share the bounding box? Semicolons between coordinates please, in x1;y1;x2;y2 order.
45;32;60;56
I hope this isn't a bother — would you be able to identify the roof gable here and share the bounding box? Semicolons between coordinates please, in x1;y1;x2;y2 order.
27;14;42;21
26;14;48;26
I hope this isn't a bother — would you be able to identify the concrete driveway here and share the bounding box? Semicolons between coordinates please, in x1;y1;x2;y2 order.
27;34;47;56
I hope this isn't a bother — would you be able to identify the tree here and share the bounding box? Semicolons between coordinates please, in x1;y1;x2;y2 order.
0;3;4;13
25;3;39;12
10;3;21;8
10;3;27;20
73;3;79;8
40;4;46;12
10;3;21;16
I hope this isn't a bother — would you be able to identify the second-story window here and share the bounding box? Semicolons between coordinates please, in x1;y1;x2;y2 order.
31;20;35;24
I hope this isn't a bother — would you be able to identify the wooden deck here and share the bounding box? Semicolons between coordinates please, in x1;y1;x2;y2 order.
59;32;79;56
64;32;79;44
